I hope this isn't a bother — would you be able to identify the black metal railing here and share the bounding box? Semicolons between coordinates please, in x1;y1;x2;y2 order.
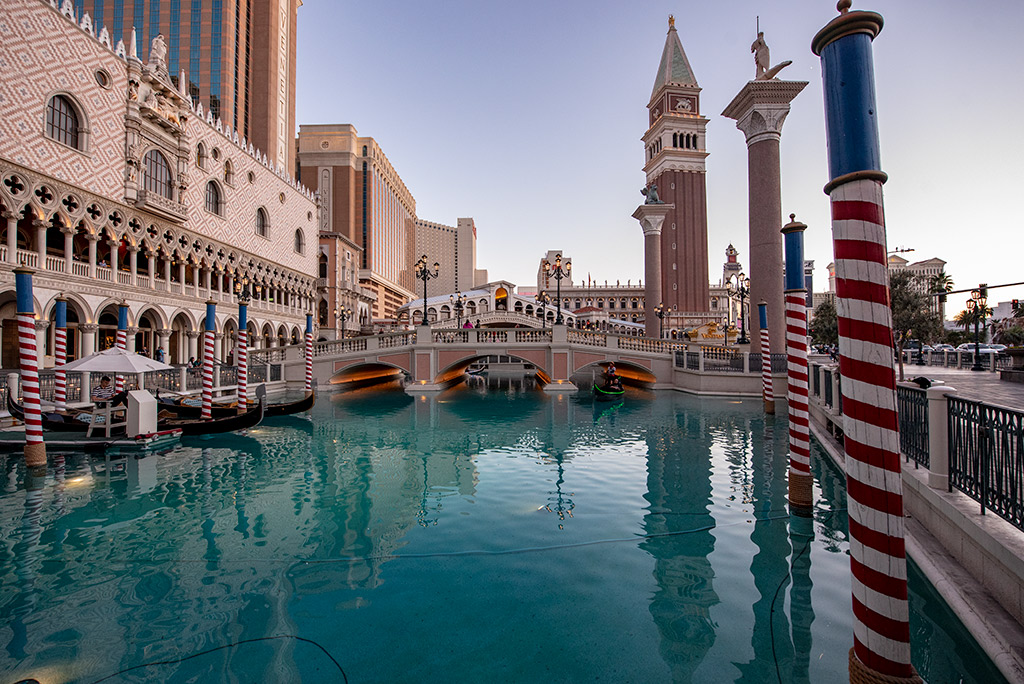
686;351;700;371
219;366;238;387
270;364;282;382
812;364;821;397
249;365;267;384
897;385;930;468
770;353;788;374
824;369;833;408
948;397;1024;531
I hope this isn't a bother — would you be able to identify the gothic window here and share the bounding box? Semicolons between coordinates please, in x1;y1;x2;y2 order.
224;160;234;185
205;181;222;215
294;229;305;254
196;142;207;169
319;254;328;278
143;149;173;199
45;95;81;149
255;207;269;237
672;133;678;147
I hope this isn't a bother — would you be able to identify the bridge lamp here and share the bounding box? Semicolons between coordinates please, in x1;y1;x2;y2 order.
543;255;571;325
415;255;440;326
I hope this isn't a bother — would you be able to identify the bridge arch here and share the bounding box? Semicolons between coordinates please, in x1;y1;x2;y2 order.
434;351;551;386
329;360;409;388
572;357;657;385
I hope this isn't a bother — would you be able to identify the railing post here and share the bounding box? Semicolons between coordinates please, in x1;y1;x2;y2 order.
925;385;956;490
179;366;188;392
367;335;380;350
698;348;705;373
416;324;432;346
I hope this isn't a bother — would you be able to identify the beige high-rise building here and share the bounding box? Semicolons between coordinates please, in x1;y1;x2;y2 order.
414;217;485;295
74;0;300;169
297;124;417;321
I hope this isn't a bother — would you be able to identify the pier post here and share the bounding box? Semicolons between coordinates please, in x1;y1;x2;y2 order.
14;267;45;467
783;215;812;515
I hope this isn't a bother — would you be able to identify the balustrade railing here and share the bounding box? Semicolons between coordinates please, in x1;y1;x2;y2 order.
433;330;468;344
477;330;508;344
948;397;1024;531
96;266;112;281
17;249;38;268
71;261;89;276
569;330;607;347
897;385;930;468
515;329;551;343
44;254;65;272
380;332;413;348
118;271;131;285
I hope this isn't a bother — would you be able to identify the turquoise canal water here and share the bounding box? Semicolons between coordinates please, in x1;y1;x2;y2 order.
0;382;1006;683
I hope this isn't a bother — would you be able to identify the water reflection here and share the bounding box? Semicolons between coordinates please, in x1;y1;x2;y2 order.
0;388;1005;684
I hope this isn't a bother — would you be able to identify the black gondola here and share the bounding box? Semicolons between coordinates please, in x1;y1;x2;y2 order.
9;387;266;436
160;386;266;436
593;383;625;401
265;390;315;417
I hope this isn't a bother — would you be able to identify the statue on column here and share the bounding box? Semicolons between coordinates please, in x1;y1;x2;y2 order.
148;34;167;74
641;183;663;204
751;31;793;80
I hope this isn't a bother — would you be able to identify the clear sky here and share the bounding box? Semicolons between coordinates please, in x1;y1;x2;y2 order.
295;1;1024;321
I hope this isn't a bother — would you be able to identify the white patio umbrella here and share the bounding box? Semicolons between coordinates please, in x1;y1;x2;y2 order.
57;347;174;373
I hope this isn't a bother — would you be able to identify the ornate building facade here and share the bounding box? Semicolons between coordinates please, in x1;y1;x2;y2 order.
0;0;317;369
72;0;300;169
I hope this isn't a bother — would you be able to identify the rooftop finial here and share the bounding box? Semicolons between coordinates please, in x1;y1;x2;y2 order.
668;14;675;29
837;0;852;14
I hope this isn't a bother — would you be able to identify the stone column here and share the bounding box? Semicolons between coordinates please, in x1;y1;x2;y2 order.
126;326;139;353
4;212;17;264
723;78;807;353
632;203;674;337
157;328;172;361
33;220;47;269
79;323;98;357
186;330;200;363
63;227;74;273
163;254;172;291
87;233;99;278
128;246;138;286
34;319;49;369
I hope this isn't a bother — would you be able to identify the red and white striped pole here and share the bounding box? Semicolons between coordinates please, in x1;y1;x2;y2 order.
814;4;920;681
237;295;249;407
783;215;812;516
304;312;314;393
757;301;774;414
115;301;128;392
54;296;68;412
201;300;216;420
14;267;45;468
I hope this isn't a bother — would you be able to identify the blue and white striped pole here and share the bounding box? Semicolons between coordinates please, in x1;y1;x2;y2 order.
14;267;45;467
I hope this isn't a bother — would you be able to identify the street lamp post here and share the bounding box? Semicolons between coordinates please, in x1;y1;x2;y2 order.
450;292;466;329
415;255;439;326
968;287;988;371
335;306;351;338
729;273;751;344
536;292;550;330
542;254;571;324
654;303;671;339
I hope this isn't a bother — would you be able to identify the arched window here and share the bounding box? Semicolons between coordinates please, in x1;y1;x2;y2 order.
205;181;221;215
255;208;269;237
46;95;81;149
143;149;173;199
223;160;234;185
196;142;207;168
294;229;305;254
319;254;328;278
672;132;678;148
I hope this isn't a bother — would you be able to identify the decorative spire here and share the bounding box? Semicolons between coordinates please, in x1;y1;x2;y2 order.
838;0;852;13
179;70;187;96
651;16;698;99
129;26;138;60
668;15;675;29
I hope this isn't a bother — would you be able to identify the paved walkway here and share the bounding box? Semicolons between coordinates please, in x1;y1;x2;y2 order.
900;365;1024;410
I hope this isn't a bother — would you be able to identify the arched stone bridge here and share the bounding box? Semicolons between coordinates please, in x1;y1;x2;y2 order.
269;326;786;397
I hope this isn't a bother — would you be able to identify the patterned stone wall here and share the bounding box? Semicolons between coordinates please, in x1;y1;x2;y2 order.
0;0;316;279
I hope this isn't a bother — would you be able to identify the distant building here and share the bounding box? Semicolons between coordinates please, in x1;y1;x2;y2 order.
297;124;417;322
886;255;948;318
415;217;486;295
75;0;300;169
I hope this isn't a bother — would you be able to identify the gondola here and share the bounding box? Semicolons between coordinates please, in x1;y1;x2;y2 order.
265;390;315;417
593;383;625;401
9;386;266;436
7;392;98;433
156;387;314;418
160;386;266;436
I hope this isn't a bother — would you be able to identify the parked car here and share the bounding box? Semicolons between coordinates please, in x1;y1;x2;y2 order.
957;343;997;354
988;344;1008;352
932;343;954;352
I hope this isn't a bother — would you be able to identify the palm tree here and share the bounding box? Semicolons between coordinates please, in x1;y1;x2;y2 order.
953;308;973;332
930;270;953;320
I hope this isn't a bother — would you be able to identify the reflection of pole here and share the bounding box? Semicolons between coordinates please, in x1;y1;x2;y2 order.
15;267;45;467
757;302;774;413
54;296;68;411
813;5;918;681
789;515;816;684
305;312;314;393
115;301;128;392
783;216;812;515
201;300;216;419
10;468;46;658
237;300;248;406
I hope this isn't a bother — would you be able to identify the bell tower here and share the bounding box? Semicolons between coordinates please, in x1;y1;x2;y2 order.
643;16;710;315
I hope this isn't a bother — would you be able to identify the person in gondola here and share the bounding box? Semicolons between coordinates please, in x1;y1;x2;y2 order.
90;376;128;407
603;364;622;392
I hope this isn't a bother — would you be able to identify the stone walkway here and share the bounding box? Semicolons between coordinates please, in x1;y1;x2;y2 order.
899;365;1024;411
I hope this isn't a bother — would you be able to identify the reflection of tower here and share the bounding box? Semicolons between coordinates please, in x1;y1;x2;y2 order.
642;16;710;314
735;416;794;682
641;405;718;680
